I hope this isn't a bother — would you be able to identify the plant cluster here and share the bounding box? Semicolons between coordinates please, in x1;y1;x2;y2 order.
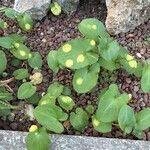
0;7;33;31
47;18;150;93
0;7;150;150
0;8;43;116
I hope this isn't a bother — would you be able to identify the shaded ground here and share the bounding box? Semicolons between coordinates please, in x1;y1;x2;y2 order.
0;0;150;141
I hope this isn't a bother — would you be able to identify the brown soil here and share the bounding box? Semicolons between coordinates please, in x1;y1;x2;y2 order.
0;0;150;141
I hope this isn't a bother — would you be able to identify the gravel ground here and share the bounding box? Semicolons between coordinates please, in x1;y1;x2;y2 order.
0;0;150;141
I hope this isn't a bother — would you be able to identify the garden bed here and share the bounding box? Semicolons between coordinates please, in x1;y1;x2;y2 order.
0;0;150;144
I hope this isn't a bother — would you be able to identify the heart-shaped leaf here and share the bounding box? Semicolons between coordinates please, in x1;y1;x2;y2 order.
135;108;150;130
78;18;108;39
34;104;68;133
118;105;136;134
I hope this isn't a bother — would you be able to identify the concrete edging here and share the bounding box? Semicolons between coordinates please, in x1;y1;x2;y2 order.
0;130;150;150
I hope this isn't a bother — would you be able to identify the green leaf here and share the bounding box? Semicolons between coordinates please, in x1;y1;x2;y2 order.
92;115;112;133
47;50;60;73
0;34;25;49
141;62;150;93
17;13;33;32
96;84;130;123
98;58;118;71
50;2;62;16
135;108;150;130
0;51;7;74
116;93;131;106
4;8;18;19
17;82;36;99
0;100;17;109
58;95;75;111
28;52;43;69
34;104;68;133
98;39;120;61
96;97;119;123
11;58;22;67
10;44;31;60
0;91;13;101
13;68;29;80
26;127;50;150
57;38;98;69
0;109;11;116
38;93;56;106
119;56;142;77
27;92;41;105
73;63;100;93
132;129;144;139
62;86;71;96
70;108;89;131
85;105;95;114
0;20;8;29
102;84;119;98
78;18;107;39
118;105;136;134
47;82;64;98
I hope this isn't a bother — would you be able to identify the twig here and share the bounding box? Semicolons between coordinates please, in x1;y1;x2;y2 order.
0;77;14;85
0;77;14;93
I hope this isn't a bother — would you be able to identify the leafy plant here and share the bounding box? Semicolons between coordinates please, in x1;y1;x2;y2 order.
0;14;149;150
0;7;33;32
57;95;75;111
26;126;50;150
96;84;131;123
0;87;17;116
70;108;89;131
34;104;68;133
17;82;36;99
50;2;62;16
13;68;29;80
85;105;94;115
92;84;150;138
28;52;43;69
47;18;149;94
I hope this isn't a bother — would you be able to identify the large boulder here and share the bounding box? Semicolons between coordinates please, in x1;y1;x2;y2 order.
105;0;150;35
14;0;51;20
54;0;79;15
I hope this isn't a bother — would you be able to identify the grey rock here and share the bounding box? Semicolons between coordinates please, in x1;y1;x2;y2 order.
0;130;150;150
105;0;150;35
54;0;79;15
14;0;51;20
